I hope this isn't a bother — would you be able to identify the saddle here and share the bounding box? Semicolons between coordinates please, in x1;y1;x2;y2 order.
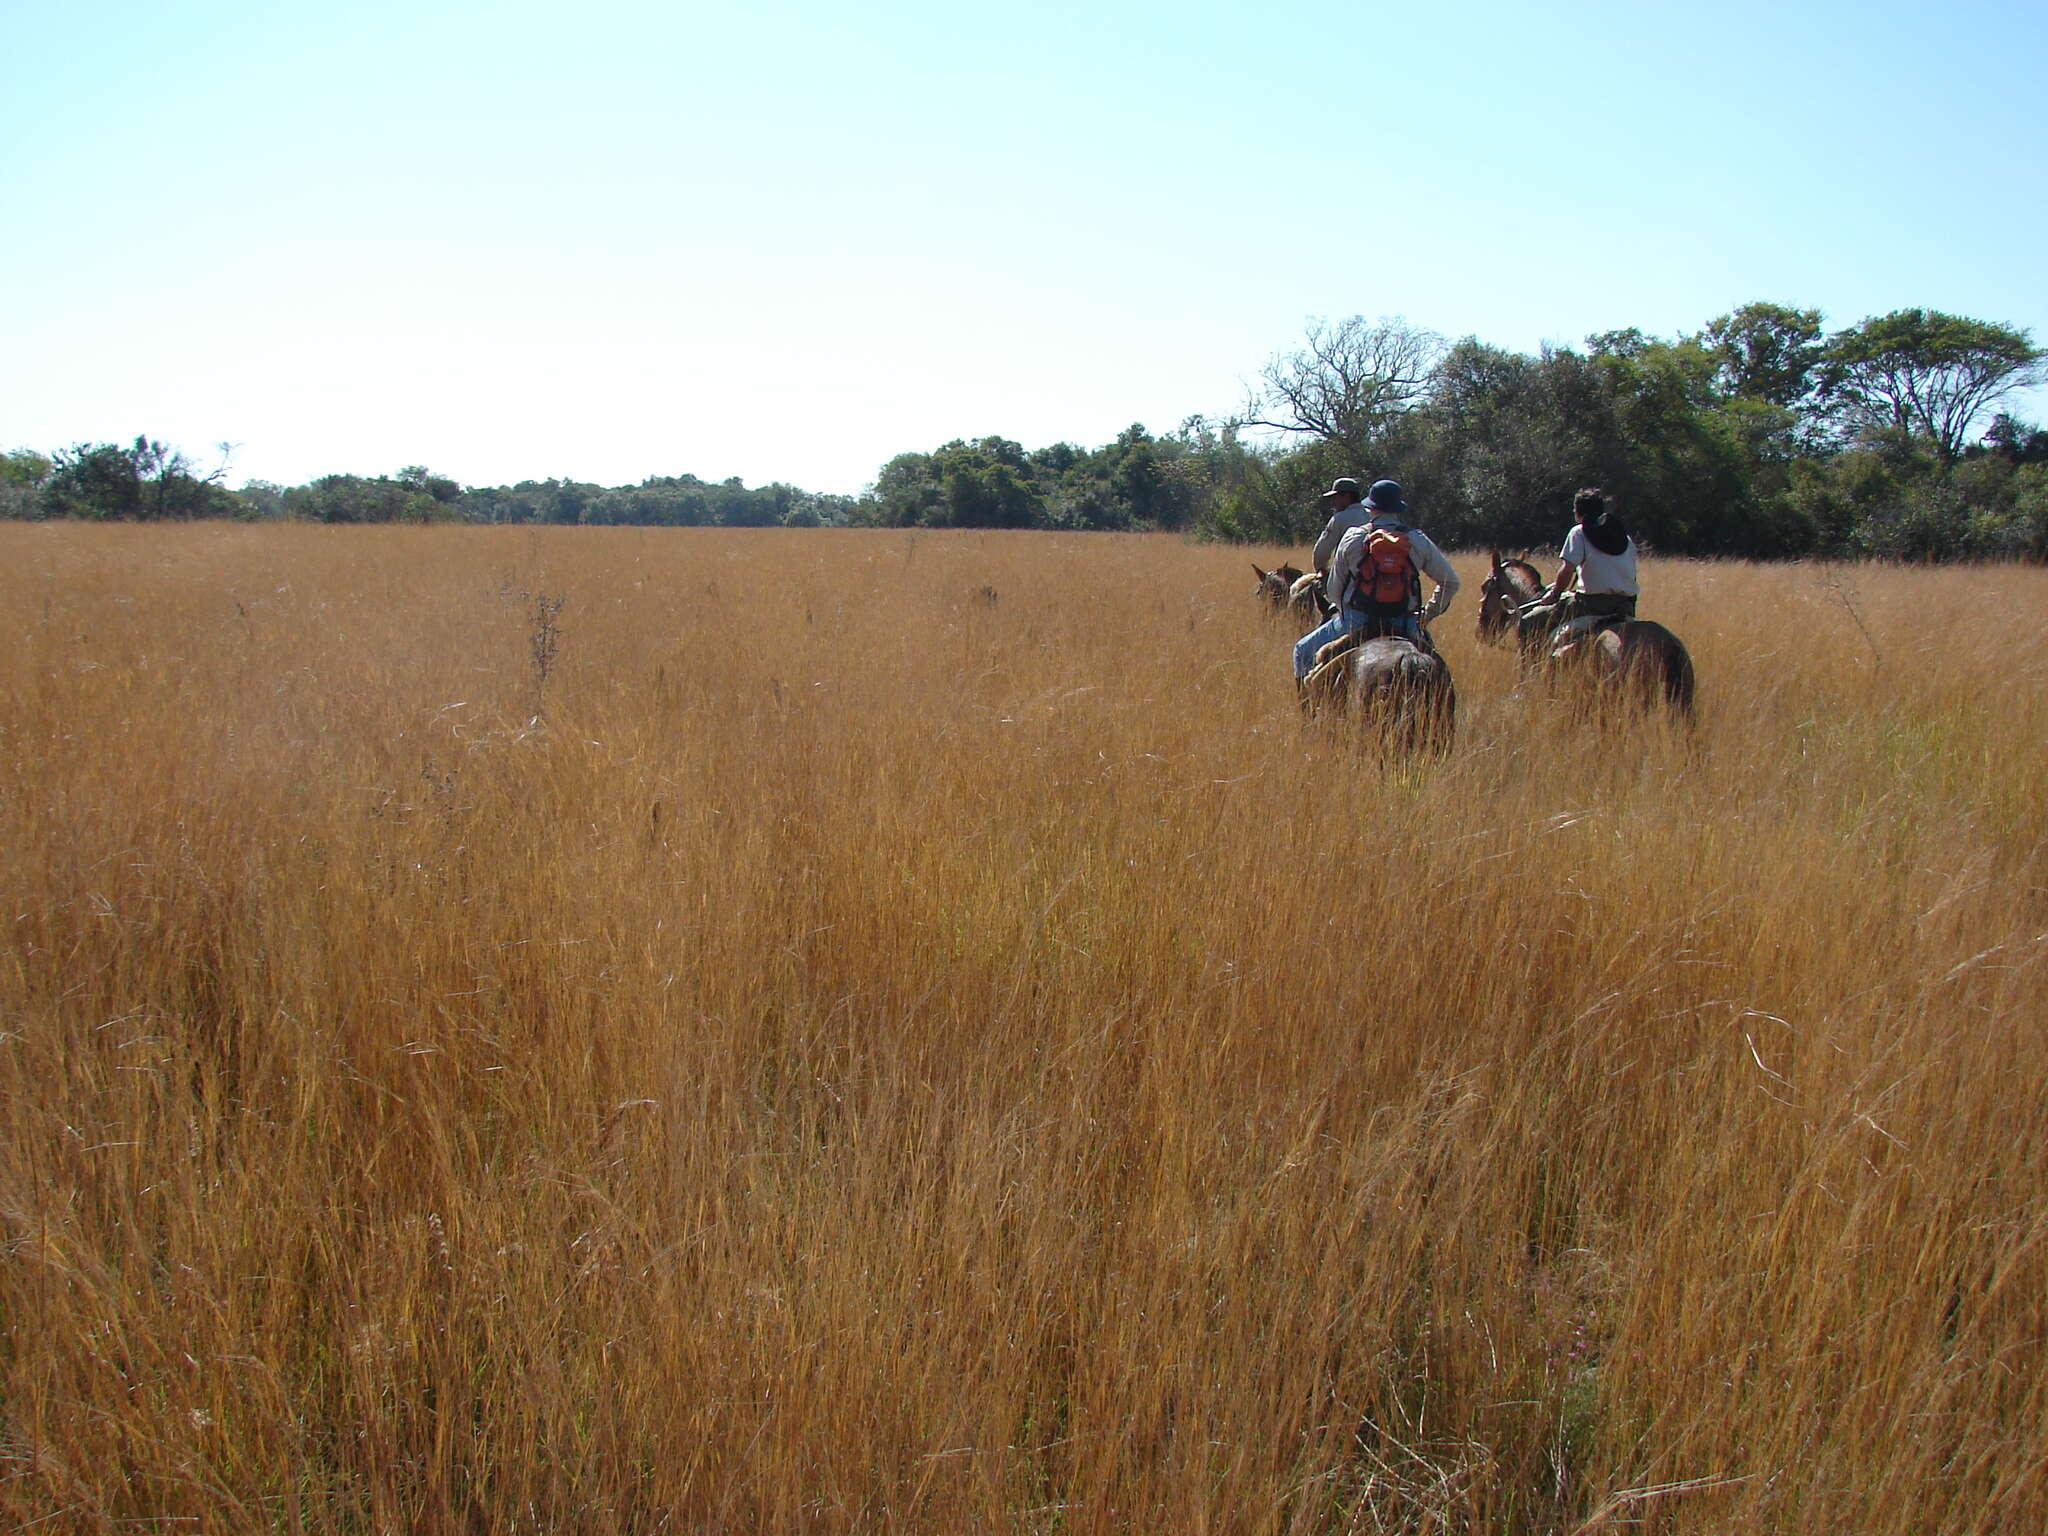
1314;619;1434;671
1549;614;1631;663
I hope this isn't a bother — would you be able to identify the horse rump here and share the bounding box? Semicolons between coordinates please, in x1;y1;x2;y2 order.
1562;620;1695;719
1302;637;1456;754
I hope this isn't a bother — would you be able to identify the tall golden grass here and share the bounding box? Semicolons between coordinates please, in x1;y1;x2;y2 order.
2;523;2044;1533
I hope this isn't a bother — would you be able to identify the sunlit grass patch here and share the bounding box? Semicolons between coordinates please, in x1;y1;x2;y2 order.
1;524;2044;1532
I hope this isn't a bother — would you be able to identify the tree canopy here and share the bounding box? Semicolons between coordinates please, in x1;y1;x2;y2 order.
1821;309;2045;464
7;303;2043;562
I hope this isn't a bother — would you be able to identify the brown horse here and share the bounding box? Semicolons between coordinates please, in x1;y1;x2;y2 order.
1476;552;1695;717
1252;563;1305;609
1254;563;1335;632
1301;626;1455;754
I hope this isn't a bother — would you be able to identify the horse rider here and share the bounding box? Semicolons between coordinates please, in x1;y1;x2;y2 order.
1294;479;1460;682
1310;477;1374;578
1516;487;1638;645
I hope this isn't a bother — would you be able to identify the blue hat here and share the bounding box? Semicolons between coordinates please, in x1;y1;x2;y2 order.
1364;479;1406;515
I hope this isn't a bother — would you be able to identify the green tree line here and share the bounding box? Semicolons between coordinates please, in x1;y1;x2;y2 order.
6;302;2044;560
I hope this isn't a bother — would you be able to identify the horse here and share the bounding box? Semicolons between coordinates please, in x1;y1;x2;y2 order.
1255;563;1336;633
1288;571;1334;627
1252;563;1305;609
1475;552;1695;717
1300;624;1456;754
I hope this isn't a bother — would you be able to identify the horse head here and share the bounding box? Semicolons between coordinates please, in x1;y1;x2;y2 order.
1253;563;1305;609
1476;551;1543;647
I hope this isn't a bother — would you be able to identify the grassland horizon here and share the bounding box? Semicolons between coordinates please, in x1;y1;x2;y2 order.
3;524;2044;1533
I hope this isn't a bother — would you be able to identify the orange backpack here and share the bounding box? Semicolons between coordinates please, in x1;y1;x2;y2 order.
1353;528;1417;615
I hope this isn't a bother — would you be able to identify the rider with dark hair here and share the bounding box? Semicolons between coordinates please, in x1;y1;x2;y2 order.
1516;487;1638;644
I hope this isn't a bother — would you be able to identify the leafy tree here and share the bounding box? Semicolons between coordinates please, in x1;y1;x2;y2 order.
1158;416;1298;543
16;301;2043;563
1392;333;1783;555
1044;479;1130;531
539;478;599;525
1822;309;2045;463
781;490;855;528
455;484;523;523
396;465;464;504
41;442;146;519
1029;442;1084;477
233;480;291;519
1704;301;1825;409
1779;449;1908;555
1094;424;1190;530
37;437;237;520
1;448;51;519
1982;413;2048;465
717;480;789;527
1588;335;1764;553
866;439;1045;528
1418;340;1599;549
867;452;941;527
2008;466;2048;560
582;475;715;526
934;439;1039;528
1587;328;1652;360
283;472;451;523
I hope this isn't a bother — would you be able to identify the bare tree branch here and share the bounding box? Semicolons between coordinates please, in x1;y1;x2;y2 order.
1246;316;1447;451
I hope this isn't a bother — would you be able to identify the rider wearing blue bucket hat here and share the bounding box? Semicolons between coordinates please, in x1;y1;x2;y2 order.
1362;479;1407;518
1293;479;1459;681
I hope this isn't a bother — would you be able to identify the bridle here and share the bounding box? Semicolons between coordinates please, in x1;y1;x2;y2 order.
1477;570;1520;641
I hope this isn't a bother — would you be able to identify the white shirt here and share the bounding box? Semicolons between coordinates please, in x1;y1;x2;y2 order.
1327;516;1460;621
1561;524;1638;597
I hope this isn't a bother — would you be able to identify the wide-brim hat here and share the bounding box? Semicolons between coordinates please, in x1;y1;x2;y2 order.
1319;477;1362;500
1364;479;1406;514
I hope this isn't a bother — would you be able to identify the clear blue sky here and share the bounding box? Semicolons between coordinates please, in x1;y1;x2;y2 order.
4;0;2044;494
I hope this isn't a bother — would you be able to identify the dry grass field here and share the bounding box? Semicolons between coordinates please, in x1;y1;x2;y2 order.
2;523;2045;1534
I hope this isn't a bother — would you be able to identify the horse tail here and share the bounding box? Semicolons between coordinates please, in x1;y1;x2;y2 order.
1393;648;1456;752
1665;641;1697;718
1628;622;1695;718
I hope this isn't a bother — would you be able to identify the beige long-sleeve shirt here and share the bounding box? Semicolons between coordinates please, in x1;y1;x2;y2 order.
1327;518;1461;622
1311;504;1374;573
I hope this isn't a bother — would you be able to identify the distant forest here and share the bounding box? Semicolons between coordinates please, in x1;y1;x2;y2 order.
6;303;2044;561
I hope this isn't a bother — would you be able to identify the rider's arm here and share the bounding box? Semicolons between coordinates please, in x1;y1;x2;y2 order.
1409;531;1460;622
1544;526;1588;603
1311;515;1345;574
1325;529;1363;609
1318;514;1351;573
1540;561;1579;604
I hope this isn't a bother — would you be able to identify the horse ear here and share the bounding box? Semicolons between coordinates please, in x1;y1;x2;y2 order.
1252;564;1268;581
1488;550;1503;574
